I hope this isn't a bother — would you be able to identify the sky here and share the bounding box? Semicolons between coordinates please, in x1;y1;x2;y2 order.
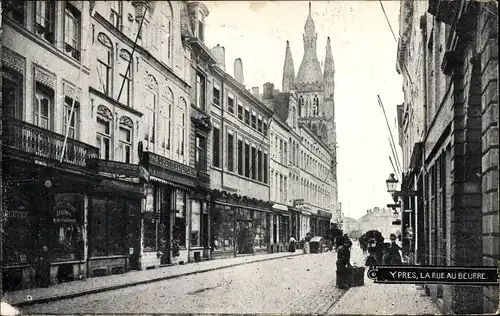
203;1;404;220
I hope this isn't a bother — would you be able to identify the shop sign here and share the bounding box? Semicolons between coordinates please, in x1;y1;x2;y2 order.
7;210;28;219
98;160;140;177
53;203;77;223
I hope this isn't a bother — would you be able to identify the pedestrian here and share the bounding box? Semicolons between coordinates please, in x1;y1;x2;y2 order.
336;239;352;289
288;236;297;252
303;232;312;254
385;233;402;265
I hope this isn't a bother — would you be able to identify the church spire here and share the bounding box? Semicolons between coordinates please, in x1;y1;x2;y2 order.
324;36;335;98
282;41;295;92
296;2;322;86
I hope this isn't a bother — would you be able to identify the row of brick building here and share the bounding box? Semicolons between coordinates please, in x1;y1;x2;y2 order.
0;1;340;292
395;0;498;313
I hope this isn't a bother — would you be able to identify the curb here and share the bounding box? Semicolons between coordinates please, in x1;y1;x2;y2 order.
13;252;305;308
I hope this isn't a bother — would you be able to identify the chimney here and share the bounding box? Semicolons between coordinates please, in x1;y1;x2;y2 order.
211;44;226;71
234;58;244;85
251;87;260;99
262;82;275;110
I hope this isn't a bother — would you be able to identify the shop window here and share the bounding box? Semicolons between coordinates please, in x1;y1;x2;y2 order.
53;194;83;261
173;190;187;248
34;0;56;43
64;2;81;61
212;127;220;167
3;188;32;266
279;215;289;243
253;211;267;249
2;1;25;25
191;201;201;246
211;205;235;252
143;187;156;250
237;138;243;175
89;197;126;257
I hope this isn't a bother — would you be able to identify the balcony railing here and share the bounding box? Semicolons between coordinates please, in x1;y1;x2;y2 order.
2;118;99;169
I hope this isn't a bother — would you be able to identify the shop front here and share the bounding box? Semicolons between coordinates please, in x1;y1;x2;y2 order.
288;207;302;240
210;190;272;259
139;148;198;268
316;210;333;239
2;160;100;291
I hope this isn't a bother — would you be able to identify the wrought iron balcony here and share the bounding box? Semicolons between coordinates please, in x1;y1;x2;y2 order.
2;117;99;169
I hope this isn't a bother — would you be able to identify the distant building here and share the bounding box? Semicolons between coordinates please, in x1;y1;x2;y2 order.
357;207;398;239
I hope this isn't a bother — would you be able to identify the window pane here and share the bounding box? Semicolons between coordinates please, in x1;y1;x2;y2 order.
191;201;201;246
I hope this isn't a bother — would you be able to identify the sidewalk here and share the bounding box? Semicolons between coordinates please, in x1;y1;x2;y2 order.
328;247;442;315
2;251;303;307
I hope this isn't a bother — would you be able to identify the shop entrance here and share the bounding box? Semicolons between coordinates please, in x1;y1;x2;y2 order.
236;219;254;254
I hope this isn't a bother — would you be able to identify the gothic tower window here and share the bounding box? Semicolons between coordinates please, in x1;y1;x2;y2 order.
313;95;319;116
299;96;304;117
306;97;311;116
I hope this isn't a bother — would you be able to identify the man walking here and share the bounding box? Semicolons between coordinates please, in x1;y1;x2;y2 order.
336;239;352;289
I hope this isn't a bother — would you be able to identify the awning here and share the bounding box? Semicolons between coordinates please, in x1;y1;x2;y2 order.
98;179;144;197
272;203;289;212
150;175;193;191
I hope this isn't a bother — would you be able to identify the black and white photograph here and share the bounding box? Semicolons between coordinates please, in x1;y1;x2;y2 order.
0;0;498;315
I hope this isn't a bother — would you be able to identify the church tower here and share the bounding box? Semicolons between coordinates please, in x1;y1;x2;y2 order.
295;2;323;118
280;2;339;217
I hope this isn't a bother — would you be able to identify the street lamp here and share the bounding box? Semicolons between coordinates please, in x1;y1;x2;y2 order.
386;173;398;194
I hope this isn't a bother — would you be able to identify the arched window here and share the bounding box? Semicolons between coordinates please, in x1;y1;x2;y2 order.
97;33;113;96
177;97;187;159
299;96;304;116
118;116;133;163
96;105;113;160
118;49;132;106
313;95;319;115
144;74;158;149
160;87;174;155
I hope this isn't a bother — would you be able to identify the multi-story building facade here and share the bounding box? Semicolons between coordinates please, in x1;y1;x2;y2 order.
209;46;273;259
1;0;211;290
2;0;98;290
396;0;499;313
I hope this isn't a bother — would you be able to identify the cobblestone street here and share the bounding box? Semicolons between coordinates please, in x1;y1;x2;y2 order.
22;251;346;314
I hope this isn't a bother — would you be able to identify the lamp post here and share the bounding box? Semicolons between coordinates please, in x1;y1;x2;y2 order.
386;173;399;194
